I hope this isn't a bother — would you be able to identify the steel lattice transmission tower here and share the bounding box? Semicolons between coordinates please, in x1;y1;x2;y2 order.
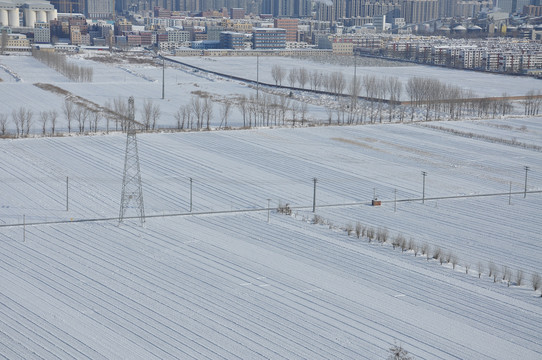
119;96;145;225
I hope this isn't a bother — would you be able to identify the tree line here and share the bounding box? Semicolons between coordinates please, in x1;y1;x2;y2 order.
32;49;93;82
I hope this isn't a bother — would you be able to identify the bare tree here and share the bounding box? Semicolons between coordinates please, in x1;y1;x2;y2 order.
74;104;89;133
203;96;213;130
112;96;128;131
290;101;299;126
141;99;154;130
12;107;32;136
279;95;289;125
300;102;308;125
348;76;361;124
309;70;320;90
271;64;284;86
387;76;402;122
174;107;184;129
90;111;101;132
191;96;204;129
49;110;58;135
40;111;49;135
297;68;308;89
221;100;232;129
184;104;193;129
63;99;75;133
237;95;248;127
0;113;8;135
288;68;298;87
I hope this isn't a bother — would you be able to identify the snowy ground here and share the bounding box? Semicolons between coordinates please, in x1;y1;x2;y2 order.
0;116;541;359
1;53;541;137
175;55;542;99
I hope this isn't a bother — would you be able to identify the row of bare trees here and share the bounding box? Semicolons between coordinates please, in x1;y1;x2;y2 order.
310;213;542;297
1;96;163;137
523;90;542;116
271;65;347;97
172;93;310;130
32;49;93;82
405;77;514;121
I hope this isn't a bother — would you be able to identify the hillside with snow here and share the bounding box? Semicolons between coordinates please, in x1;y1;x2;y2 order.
0;53;541;359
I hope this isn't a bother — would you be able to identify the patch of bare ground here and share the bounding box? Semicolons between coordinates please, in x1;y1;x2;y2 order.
33;82;127;120
86;53;156;66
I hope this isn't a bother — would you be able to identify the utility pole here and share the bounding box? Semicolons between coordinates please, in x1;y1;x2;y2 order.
312;178;317;213
23;214;25;242
422;171;427;204
524;166;530;198
162;56;165;100
256;54;259;101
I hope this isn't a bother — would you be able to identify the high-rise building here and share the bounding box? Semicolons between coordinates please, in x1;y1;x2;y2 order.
401;0;438;24
87;0;114;19
274;17;297;41
262;0;310;17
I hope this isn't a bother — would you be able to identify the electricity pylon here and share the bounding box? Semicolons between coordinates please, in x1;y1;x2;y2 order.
119;96;145;225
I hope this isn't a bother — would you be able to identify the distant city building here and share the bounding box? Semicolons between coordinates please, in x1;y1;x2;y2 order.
87;0;114;19
0;1;57;28
274;17;298;42
230;7;245;19
252;27;286;48
401;0;438;24
167;29;191;43
262;0;311;18
220;31;245;49
34;22;51;43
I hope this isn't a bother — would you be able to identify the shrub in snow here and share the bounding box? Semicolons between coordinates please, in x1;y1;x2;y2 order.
450;254;458;270
493;268;499;283
400;236;408;253
392;234;404;250
376;227;389;243
355;222;362;239
488;262;497;278
345;223;354;236
313;214;324;225
366;227;375;242
387;343;413;360
412;242;419;257
464;263;470;274
420;243;428;256
532;272;541;294
515;269;524;286
432;247;441;261
502;266;511;286
477;262;484;279
425;245;432;261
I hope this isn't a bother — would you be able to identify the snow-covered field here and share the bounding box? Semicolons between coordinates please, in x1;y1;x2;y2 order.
1;118;541;359
175;55;542;99
2;53;541;137
0;53;541;359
